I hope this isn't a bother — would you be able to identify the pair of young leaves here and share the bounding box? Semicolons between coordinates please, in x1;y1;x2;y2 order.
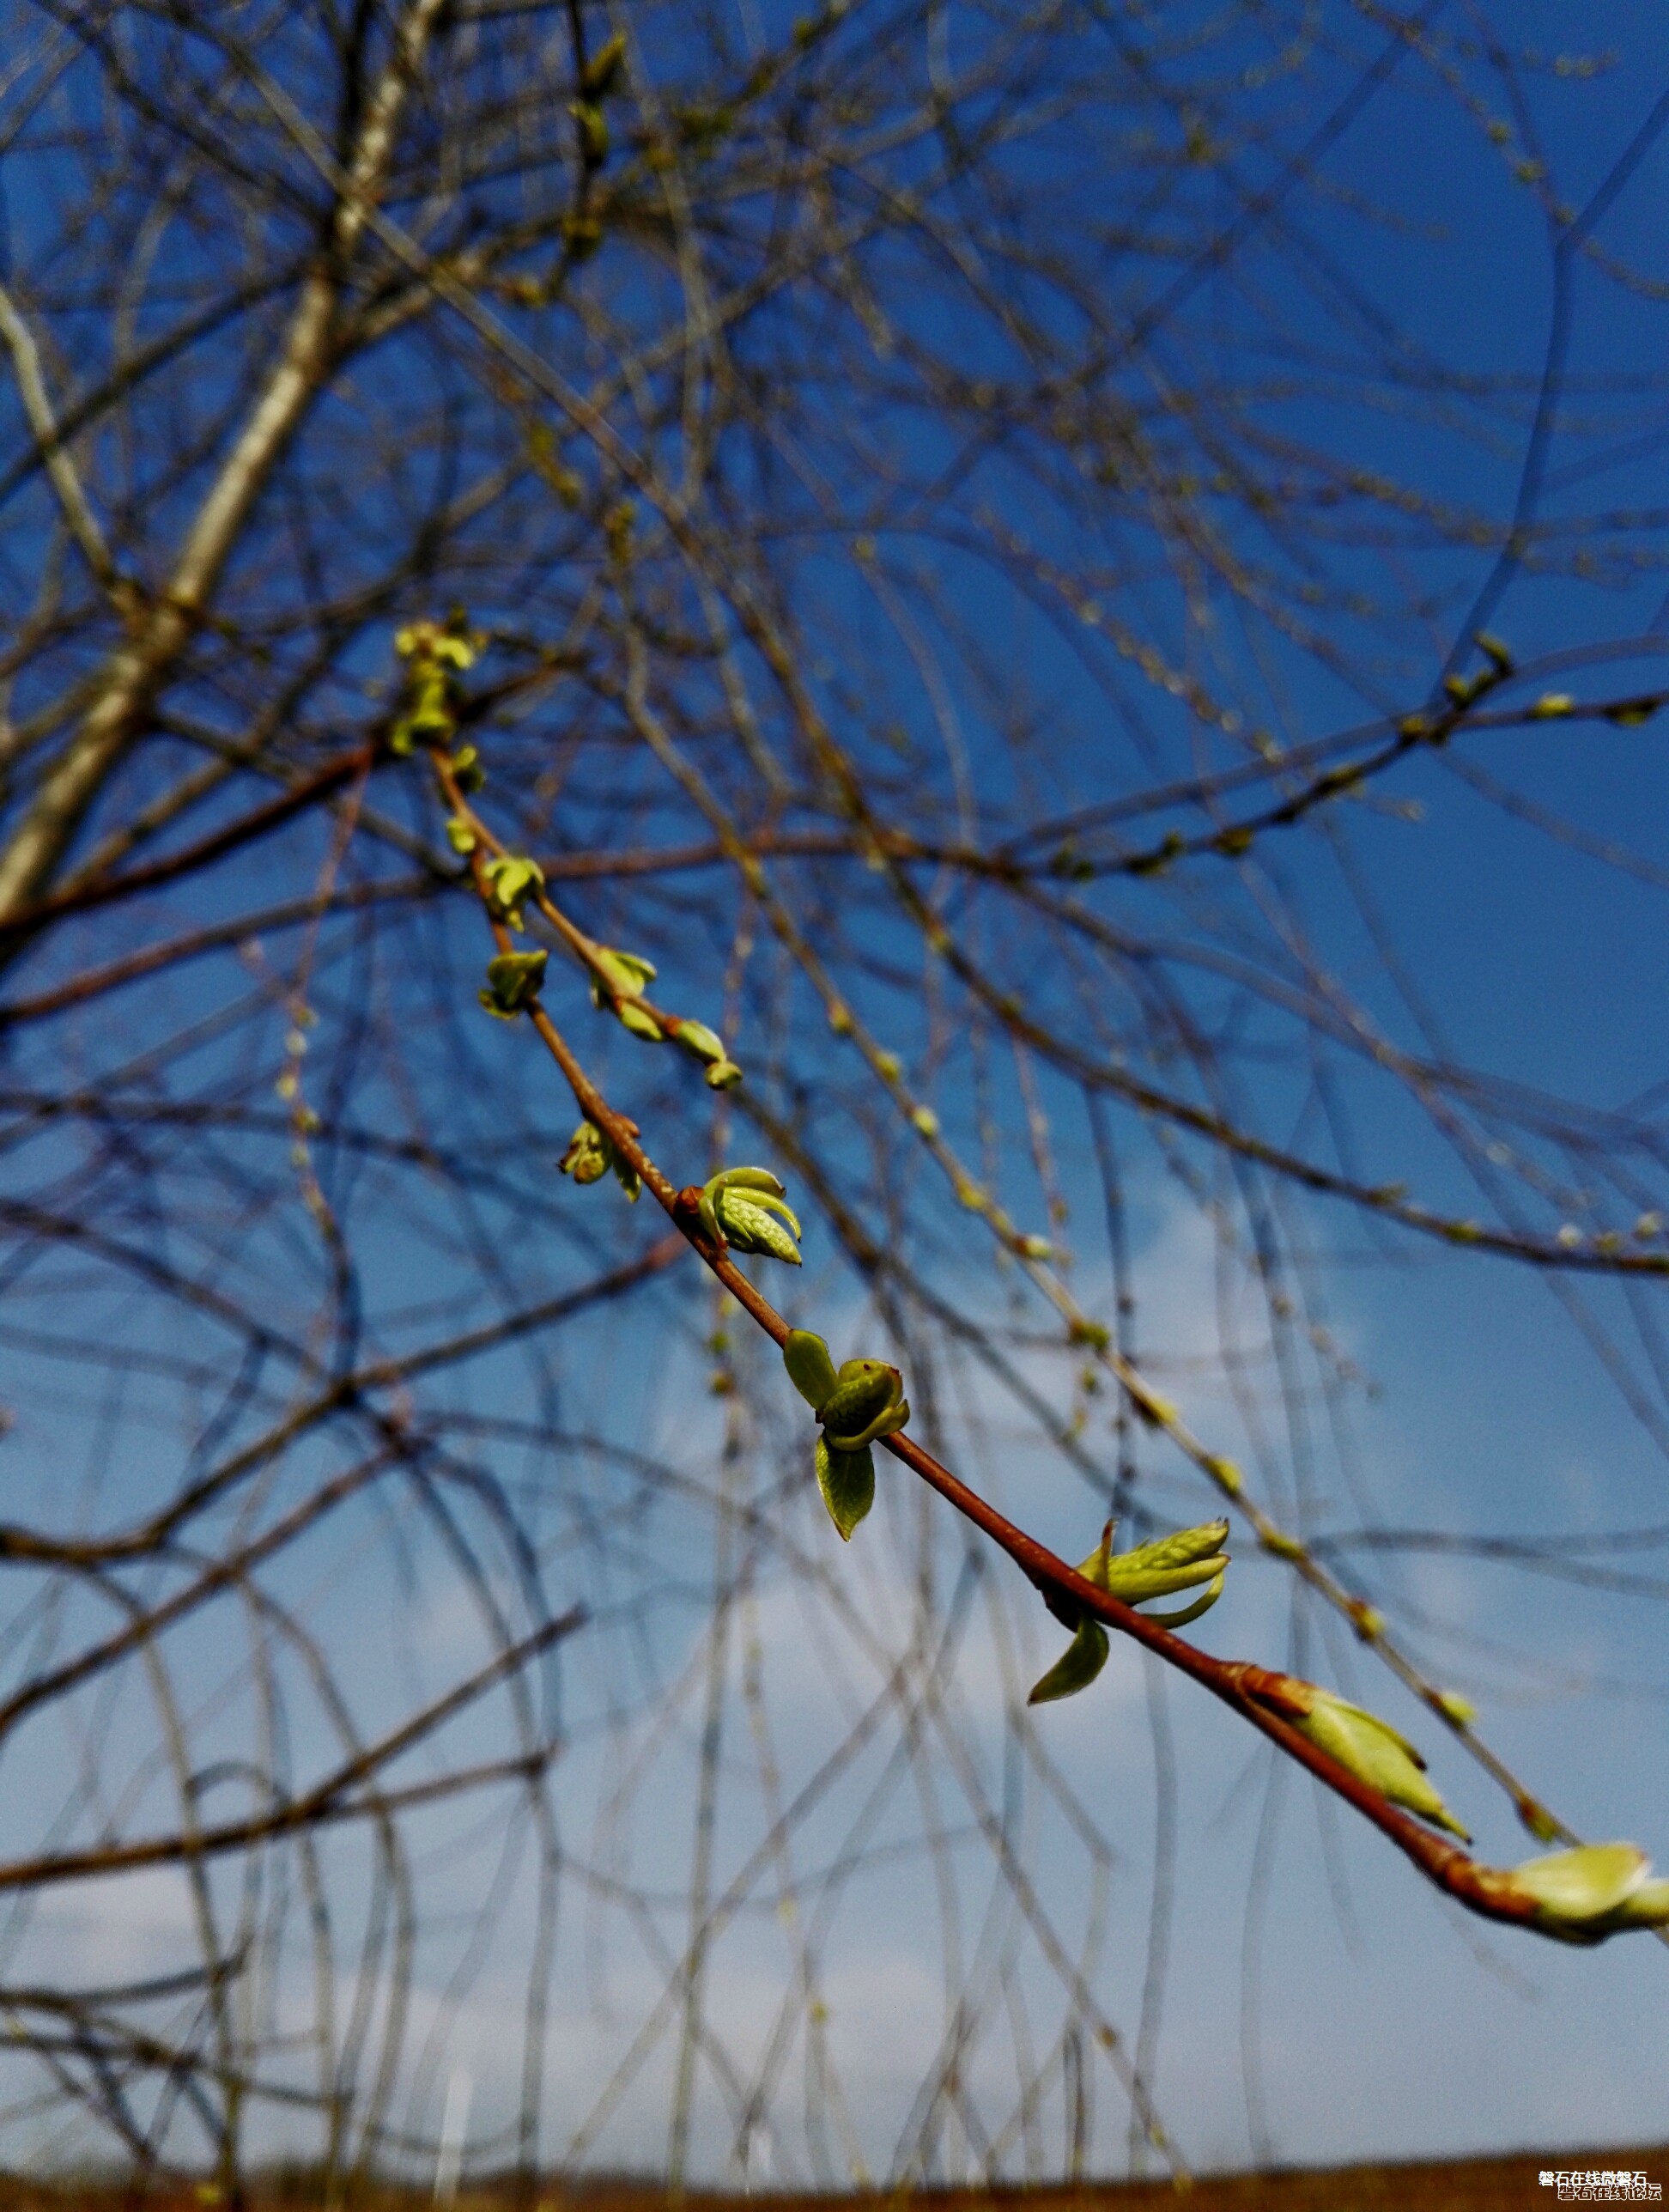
782;1328;908;1539
1029;1519;1472;1840
1028;1517;1230;1705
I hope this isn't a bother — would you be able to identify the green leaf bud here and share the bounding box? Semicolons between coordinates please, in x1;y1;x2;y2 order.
699;1168;801;1261
445;815;477;855
674;1018;727;1065
618;1000;665;1042
590;945;658;1001
557;1115;640;1200
478;949;549;1018
482;854;545;931
1084;1520;1229;1604
783;1330;839;1411
559;1121;610;1184
816;1437;875;1540
450;744;486;793
705;1058;743;1090
1280;1685;1469;1840
819;1359;904;1447
1492;1844;1669;1942
1028;1618;1110;1706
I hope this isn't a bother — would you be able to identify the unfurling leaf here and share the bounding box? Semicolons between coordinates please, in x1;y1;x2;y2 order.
478;949;548;1018
1270;1682;1469;1840
816;1437;875;1540
719;1196;801;1263
1032;1516;1232;1709
482;854;545;931
590;947;662;1036
1140;1564;1225;1629
1029;1618;1110;1705
699;1168;802;1263
558;1120;609;1185
1089;1518;1230;1607
783;1329;839;1410
1490;1843;1669;1945
558;1115;640;1201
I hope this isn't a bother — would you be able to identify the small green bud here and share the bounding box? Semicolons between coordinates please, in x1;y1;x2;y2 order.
705;1059;743;1089
1259;1528;1306;1562
1433;1689;1477;1727
1275;1683;1468;1840
821;1358;907;1449
673;1018;727;1065
558;1116;640;1200
450;744;486;793
910;1105;939;1137
590;945;658;1003
445;815;477;855
561;1127;607;1183
1475;631;1514;673
816;1437;875;1540
1497;1844;1669;1943
617;1000;665;1042
1527;692;1574;720
586;947;663;1038
478;949;549;1018
482;854;545;931
1018;1234;1053;1261
783;1330;839;1410
1203;1453;1242;1496
1028;1617;1110;1706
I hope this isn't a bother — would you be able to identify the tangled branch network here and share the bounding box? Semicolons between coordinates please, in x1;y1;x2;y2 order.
0;0;1667;2191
